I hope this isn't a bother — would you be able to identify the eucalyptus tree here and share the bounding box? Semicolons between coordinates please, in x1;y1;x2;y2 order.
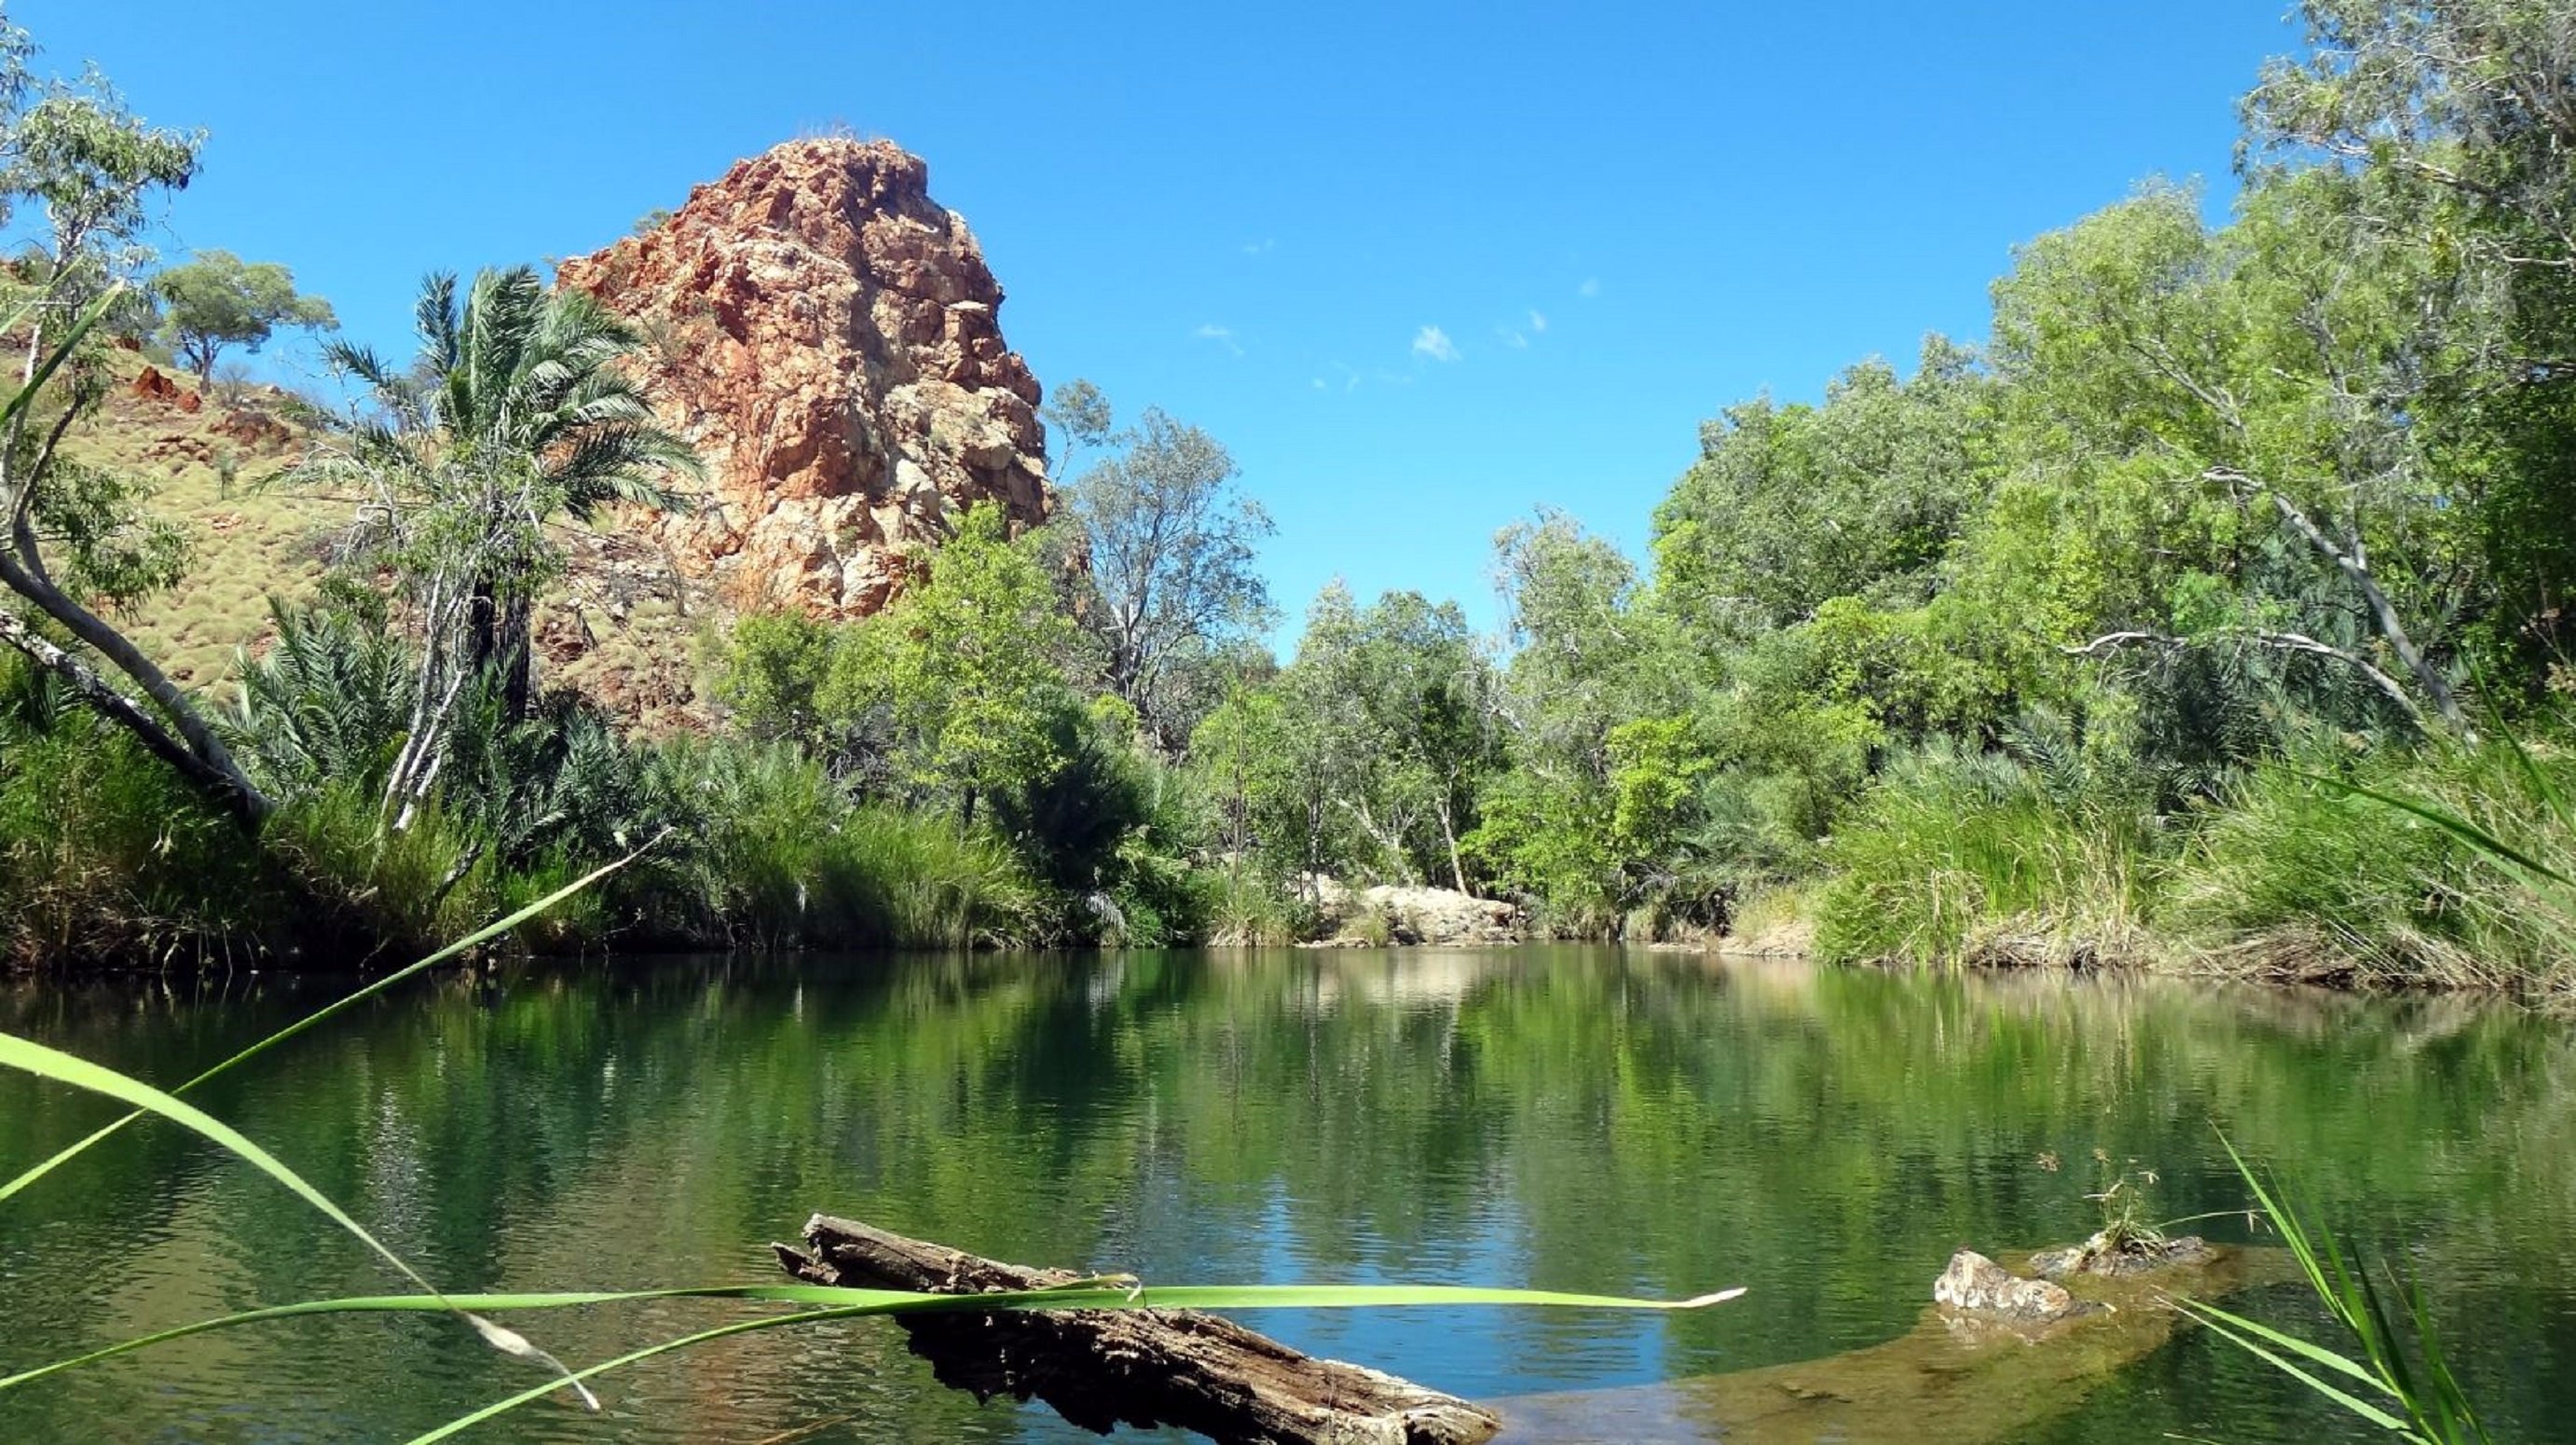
2243;0;2576;669
1189;584;1367;896
1990;183;2479;732
305;266;696;827
1307;589;1500;890
152;249;336;384
1055;390;1274;749
1653;338;1995;641
0;21;270;825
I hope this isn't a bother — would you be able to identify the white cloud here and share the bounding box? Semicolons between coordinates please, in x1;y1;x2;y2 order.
1529;310;1549;332
1242;238;1277;256
1195;323;1244;356
1411;324;1460;363
1577;278;1600;298
1310;378;1327;391
1497;327;1530;350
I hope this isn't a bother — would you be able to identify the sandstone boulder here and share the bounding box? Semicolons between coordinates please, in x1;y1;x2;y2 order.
1301;878;1528;947
1932;1249;2092;1324
2029;1233;2213;1281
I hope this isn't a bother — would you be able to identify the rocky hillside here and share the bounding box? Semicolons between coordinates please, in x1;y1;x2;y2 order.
556;136;1055;621
72;348;325;690
93;136;1056;728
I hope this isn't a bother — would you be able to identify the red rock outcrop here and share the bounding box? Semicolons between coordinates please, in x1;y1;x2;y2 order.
556;137;1052;618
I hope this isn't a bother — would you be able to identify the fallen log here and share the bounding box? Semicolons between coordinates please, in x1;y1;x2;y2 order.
772;1214;1503;1445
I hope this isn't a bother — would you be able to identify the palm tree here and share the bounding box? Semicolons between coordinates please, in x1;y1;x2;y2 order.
304;266;698;826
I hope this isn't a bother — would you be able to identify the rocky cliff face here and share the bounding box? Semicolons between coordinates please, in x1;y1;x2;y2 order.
556;137;1052;621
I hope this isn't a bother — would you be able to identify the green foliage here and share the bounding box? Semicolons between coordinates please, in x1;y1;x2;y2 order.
307;265;698;726
150;250;335;382
22;0;2576;991
1186;581;1504;908
0;656;276;964
1813;736;2158;968
226;599;412;799
2169;735;2576;989
708;610;834;745
24;454;191;610
615;729;1047;950
822;502;1086;823
1653;338;1995;639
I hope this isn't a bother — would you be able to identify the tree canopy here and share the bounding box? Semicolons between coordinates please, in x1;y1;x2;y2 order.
152;249;336;382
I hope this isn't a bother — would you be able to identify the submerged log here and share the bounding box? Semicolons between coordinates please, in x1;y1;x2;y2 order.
773;1214;1503;1445
1489;1242;2289;1443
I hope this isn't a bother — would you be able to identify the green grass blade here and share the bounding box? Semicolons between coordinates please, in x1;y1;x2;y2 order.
2210;1130;2492;1444
2472;667;2569;833
2217;1134;2329;1299
2167;1297;2391;1394
0;285;119;433
0;1032;594;1406
0;843;650;1205
399;1279;1745;1445
2289;769;2570;887
405;1305;870;1444
0;1287;924;1392
2406;1274;2494;1445
2350;1258;2426;1416
2178;1303;2419;1436
1;1281;1745;1393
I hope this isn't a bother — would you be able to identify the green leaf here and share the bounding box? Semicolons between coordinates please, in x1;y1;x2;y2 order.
1;1280;1746;1394
0;283;119;434
2179;1302;2421;1437
2289;769;2569;887
0;1030;596;1407
2167;1296;2390;1394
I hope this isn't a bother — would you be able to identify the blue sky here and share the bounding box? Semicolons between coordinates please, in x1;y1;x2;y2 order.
25;0;2300;646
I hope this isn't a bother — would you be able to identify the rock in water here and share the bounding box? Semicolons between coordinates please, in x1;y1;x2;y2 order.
557;137;1053;621
1932;1249;2090;1323
2029;1233;2214;1281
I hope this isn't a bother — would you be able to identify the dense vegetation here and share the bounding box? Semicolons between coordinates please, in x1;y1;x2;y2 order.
7;1;2576;992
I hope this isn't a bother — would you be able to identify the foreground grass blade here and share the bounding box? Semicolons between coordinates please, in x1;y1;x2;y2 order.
2174;1301;2415;1435
2292;770;2571;888
0;844;650;1205
409;1305;870;1445
0;285;119;434
399;1279;1747;1445
0;1280;1747;1393
2473;669;2570;833
2199;1132;2492;1445
0;1032;596;1408
2166;1296;2391;1397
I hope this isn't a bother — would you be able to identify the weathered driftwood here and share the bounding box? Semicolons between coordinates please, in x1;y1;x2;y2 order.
772;1214;1502;1445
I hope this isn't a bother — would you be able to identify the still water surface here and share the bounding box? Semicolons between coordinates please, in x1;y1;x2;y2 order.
2;948;2571;1443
